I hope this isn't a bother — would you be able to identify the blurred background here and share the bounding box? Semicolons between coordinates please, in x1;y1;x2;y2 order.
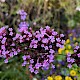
0;0;80;80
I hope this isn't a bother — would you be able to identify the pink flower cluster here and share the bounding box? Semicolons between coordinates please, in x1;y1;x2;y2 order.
0;26;65;74
67;46;80;68
19;26;65;74
0;27;21;63
67;53;75;68
71;46;80;66
0;10;65;74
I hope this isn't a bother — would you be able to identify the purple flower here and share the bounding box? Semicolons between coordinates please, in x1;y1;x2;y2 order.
42;60;49;70
26;55;30;59
49;58;54;63
77;53;80;57
56;38;61;42
61;40;65;44
30;68;34;73
16;33;20;38
1;45;5;50
33;44;37;48
4;59;8;63
17;48;21;52
22;61;27;66
35;63;41;69
29;44;33;48
51;64;55;69
13;51;18;55
29;68;34;73
10;52;13;57
52;31;57;36
44;46;48;50
9;32;13;36
34;70;39;74
19;22;29;28
0;50;1;54
75;46;79;50
22;55;27;60
67;64;72;68
49;36;55;43
56;43;60;47
3;33;6;36
38;37;41;41
56;43;64;48
23;35;26;38
8;28;13;31
0;27;6;34
10;43;15;46
74;50;77;53
29;65;34;73
49;45;52;48
67;57;71;62
0;36;3;39
28;33;32;37
12;48;15;51
67;53;71;57
41;44;44;47
30;59;34;63
20;39;23;43
19;10;27;20
48;54;54;60
45;26;50;30
49;49;55;54
70;59;75;63
20;36;23;40
60;45;64;48
2;50;6;55
21;15;26;21
50;54;54;59
1;37;6;44
60;34;64;37
42;38;48;44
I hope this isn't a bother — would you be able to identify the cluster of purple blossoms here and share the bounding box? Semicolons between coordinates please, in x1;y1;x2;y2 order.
19;10;27;21
19;26;65;74
0;10;65;74
67;46;80;68
0;26;65;74
18;10;29;29
0;27;21;63
71;46;80;66
66;53;75;68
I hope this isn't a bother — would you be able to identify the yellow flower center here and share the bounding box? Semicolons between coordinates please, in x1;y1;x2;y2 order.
70;70;76;76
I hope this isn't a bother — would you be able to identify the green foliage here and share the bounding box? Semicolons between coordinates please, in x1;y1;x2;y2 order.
0;57;30;80
0;0;80;31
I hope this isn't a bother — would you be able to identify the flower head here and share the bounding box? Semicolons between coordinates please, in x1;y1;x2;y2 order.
65;76;72;80
54;75;62;80
47;76;53;80
18;10;27;20
70;70;76;76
